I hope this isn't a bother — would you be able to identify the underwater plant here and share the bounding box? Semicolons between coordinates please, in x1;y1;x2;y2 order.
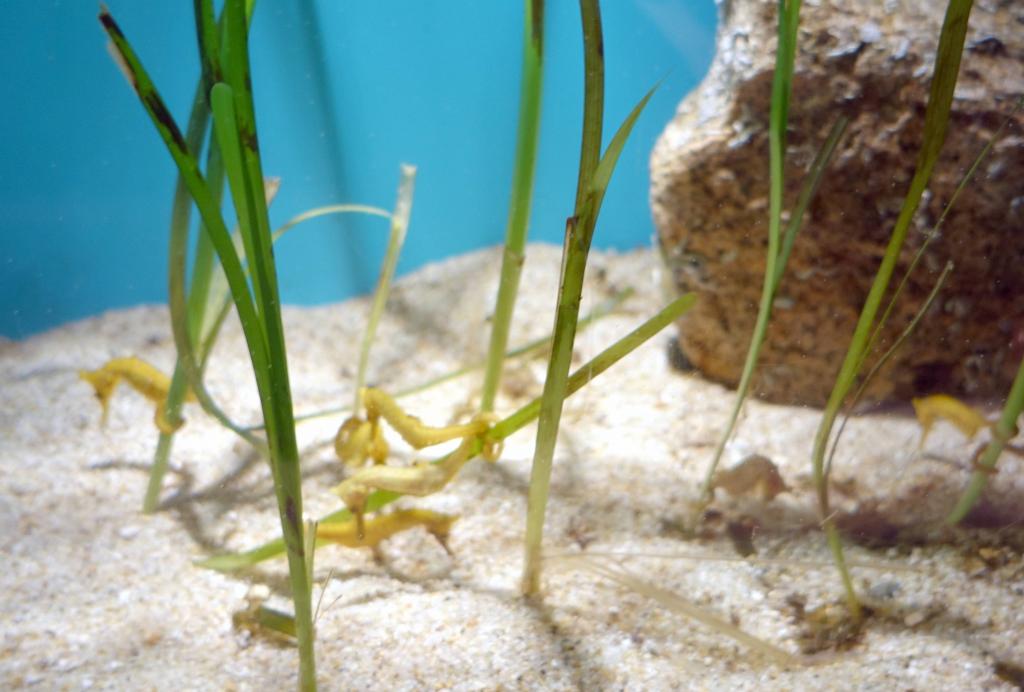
678;0;983;625
695;0;847;514
100;0;320;685
83;0;1024;684
89;0;700;686
944;363;1024;522
198;290;695;574
809;0;974;619
521;0;659;596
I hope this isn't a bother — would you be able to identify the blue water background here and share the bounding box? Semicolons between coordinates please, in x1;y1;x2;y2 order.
0;1;715;337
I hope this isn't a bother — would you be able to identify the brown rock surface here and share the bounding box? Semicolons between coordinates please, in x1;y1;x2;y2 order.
651;0;1024;407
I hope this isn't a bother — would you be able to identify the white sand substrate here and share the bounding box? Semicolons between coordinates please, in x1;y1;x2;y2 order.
2;244;1022;690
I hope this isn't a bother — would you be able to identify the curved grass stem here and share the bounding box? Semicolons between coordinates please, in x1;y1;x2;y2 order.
695;0;809;517
810;0;973;620
697;114;844;513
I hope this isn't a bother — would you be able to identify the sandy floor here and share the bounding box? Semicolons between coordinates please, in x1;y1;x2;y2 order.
2;244;1023;690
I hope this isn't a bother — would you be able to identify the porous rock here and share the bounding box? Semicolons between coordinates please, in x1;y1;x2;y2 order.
651;0;1024;406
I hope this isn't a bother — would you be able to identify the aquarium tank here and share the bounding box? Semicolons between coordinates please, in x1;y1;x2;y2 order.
3;1;1023;690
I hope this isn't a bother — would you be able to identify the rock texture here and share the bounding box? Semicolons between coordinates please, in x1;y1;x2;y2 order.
651;0;1024;407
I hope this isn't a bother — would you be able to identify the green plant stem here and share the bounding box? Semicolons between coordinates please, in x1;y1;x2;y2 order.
145;43;234;511
947;357;1024;523
143;434;176;512
697;114;844;511
520;0;658;596
355;165;416;411
521;0;604;597
824;98;1017;495
824;261;953;478
854;96;1021;378
810;0;973;621
102;5;314;686
197;291;695;573
481;0;545;412
144;75;216;513
214;3;314;686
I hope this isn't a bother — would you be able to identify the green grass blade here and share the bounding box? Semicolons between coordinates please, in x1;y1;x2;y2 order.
481;0;545;412
224;3;315;686
193;0;221;84
696;116;845;510
217;2;314;687
809;0;974;620
572;0;603;211
521;0;606;597
304;519;317;596
774;118;846;285
143;71;216;513
857;96;1021;372
584;83;657;225
522;0;659;596
189;150;226;343
692;0;811;518
824;261;953;480
99;9;262;360
196;179;278;373
946;357;1024;523
219;7;279;325
209;82;262;312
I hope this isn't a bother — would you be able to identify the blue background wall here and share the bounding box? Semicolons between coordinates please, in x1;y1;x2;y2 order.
0;1;716;338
